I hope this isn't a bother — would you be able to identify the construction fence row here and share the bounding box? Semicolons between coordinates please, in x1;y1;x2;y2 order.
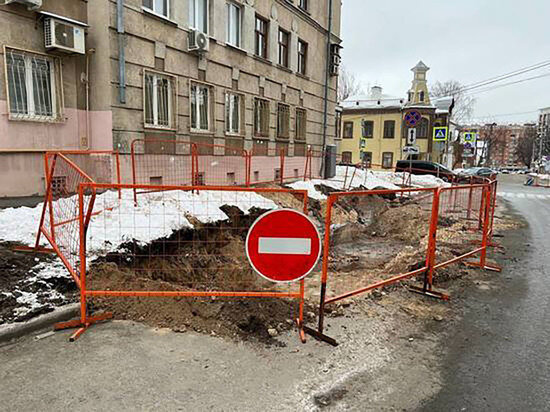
28;150;500;344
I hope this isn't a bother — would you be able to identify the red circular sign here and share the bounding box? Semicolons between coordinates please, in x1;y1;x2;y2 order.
404;110;422;127
245;209;321;283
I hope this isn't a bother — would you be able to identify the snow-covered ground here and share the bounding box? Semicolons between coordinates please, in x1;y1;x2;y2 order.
288;166;450;200
0;189;278;321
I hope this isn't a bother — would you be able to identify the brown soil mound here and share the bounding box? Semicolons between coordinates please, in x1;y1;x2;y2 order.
87;208;312;344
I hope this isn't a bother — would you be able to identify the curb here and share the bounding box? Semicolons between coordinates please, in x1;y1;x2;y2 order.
0;303;79;343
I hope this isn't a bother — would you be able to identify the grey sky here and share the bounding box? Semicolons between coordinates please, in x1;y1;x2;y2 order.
340;0;550;124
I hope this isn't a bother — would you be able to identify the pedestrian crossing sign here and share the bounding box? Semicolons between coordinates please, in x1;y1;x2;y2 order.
433;127;448;142
464;132;476;142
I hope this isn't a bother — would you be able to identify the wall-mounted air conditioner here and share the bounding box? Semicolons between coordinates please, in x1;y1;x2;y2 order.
0;0;42;10
188;29;209;53
44;17;85;54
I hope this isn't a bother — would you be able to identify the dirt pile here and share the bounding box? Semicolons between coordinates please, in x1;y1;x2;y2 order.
87;207;312;344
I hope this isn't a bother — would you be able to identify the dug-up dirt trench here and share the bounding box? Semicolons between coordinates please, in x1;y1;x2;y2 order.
86;184;516;345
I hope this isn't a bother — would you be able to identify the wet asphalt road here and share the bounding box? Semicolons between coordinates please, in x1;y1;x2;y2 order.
420;175;550;411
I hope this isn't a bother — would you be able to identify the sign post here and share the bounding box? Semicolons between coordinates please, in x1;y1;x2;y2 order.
246;209;321;283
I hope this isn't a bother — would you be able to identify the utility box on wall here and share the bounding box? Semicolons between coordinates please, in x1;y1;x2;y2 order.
324;145;336;178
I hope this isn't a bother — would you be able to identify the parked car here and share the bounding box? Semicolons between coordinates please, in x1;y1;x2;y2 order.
395;160;457;182
461;167;496;177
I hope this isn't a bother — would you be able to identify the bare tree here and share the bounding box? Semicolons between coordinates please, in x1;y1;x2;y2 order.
478;124;507;167
515;125;537;167
338;65;363;103
430;80;476;124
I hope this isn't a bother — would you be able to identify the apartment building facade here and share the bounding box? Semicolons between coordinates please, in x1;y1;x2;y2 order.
0;0;342;196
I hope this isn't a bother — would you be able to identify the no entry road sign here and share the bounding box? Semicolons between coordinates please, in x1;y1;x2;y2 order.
245;209;321;283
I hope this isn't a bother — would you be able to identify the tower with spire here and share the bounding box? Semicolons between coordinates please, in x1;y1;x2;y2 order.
407;61;431;106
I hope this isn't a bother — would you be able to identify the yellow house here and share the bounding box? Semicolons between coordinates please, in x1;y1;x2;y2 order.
339;61;449;169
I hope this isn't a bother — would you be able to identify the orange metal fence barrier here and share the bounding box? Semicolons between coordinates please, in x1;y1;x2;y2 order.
131;139;319;203
307;180;501;344
52;183;311;342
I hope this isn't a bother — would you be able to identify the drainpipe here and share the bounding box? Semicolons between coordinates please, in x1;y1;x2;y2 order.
321;0;334;177
84;48;95;150
117;0;126;104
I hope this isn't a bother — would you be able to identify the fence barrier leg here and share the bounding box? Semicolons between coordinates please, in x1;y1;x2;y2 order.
464;184;502;273
303;195;338;346
408;188;450;300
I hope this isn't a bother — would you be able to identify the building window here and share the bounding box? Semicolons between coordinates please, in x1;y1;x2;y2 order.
343;121;354;138
190;82;211;131
341;151;352;164
335;110;342;139
417;118;429;138
144;71;175;129
297;39;308;75
254;98;270;137
277;103;290;139
408;91;413;102
225;92;242;135
362;151;372;168
362;120;374;138
382;152;393;168
189;0;208;33
383;120;395;138
143;0;169;17
226;2;241;47
278;29;289;68
255;15;268;59
5;49;60;121
299;0;308;11
419;91;425;102
295;108;307;141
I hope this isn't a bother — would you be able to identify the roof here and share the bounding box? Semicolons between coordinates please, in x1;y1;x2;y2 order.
411;61;429;72
342;92;405;110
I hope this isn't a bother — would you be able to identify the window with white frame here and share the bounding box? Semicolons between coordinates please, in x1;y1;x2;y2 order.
226;2;242;47
225;92;242;135
143;0;169;18
5;49;60;121
190;82;211;131
144;71;174;128
189;0;208;33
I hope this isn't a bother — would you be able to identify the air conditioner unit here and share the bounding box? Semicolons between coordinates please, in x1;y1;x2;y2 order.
44;17;85;54
188;29;209;53
0;0;42;10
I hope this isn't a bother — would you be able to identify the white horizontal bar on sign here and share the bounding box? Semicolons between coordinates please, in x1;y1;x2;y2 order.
258;237;311;255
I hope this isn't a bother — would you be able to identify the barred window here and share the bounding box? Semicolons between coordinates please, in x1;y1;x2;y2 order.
144;71;175;128
225;92;242;135
277;103;290;139
6;49;60;121
254;98;270;137
295;108;307;141
190;82;211;131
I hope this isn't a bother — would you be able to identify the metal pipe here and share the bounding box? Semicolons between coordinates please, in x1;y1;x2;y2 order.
117;0;126;104
321;0;334;178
